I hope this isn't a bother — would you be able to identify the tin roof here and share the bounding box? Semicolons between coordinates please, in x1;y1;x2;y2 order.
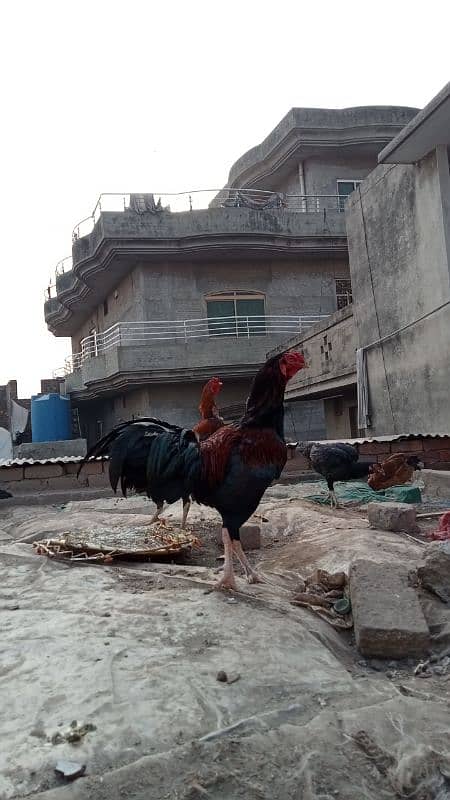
0;455;107;469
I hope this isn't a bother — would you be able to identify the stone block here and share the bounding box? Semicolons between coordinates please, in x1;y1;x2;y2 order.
215;524;261;551
350;559;430;658
24;464;64;479
368;502;417;532
418;541;450;602
420;470;450;498
0;467;24;482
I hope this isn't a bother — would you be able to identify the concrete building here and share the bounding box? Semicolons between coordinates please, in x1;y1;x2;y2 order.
274;83;450;439
45;105;418;445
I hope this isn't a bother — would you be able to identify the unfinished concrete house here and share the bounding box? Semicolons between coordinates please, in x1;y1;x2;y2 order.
272;83;450;441
45;105;418;445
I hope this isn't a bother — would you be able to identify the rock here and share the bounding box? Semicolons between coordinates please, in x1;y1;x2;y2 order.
367;502;417;533
418;541;450;602
215;524;261;551
55;761;86;780
350;559;430;659
216;670;228;682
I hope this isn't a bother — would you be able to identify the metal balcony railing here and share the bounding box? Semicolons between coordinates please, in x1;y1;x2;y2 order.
45;188;350;294
54;314;329;376
69;189;349;242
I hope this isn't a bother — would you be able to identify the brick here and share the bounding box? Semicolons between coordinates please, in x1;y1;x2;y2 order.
24;464;64;479
368;502;417;533
350;559;430;658
215;524;261;551
424;438;450;451
0;467;24;482
79;460;104;475
64;463;82;475
47;476;88;490
359;443;391;456
12;478;50;492
391;440;424;453
87;474;110;489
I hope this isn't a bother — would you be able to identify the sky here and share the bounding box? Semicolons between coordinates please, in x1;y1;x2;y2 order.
0;0;448;396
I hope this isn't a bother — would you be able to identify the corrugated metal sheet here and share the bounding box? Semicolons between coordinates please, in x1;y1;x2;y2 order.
0;456;107;468
313;433;450;446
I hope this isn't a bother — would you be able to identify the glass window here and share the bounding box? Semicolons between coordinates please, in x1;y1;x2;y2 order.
337;180;362;212
206;292;266;337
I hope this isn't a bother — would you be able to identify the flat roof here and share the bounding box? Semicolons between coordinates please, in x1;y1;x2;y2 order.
378;82;450;164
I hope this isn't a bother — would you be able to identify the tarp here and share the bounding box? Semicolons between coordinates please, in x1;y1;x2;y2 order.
305;479;422;506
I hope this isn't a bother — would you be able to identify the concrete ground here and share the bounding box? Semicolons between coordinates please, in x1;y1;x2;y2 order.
1;485;450;800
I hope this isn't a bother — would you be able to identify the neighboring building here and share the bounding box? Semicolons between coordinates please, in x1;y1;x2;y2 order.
274;83;450;438
45;105;418;445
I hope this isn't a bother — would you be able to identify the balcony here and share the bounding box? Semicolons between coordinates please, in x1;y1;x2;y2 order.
44;189;349;335
54;314;330;397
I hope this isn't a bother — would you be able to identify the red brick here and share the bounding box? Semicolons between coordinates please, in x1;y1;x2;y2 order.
0;467;24;482
24;464;64;479
79;460;103;475
424;438;450;451
391;440;424;453
359;443;391;455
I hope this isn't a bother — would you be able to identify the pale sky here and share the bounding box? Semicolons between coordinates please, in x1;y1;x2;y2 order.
1;0;448;396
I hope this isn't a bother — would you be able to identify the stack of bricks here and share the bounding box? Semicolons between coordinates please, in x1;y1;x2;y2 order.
0;459;109;494
358;437;450;469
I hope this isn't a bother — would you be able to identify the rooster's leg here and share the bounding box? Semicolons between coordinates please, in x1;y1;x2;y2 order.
149;503;164;524
181;499;191;530
232;540;263;584
329;490;339;509
215;529;237;591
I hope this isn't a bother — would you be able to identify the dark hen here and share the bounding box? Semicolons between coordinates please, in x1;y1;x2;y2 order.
299;442;371;507
79;351;306;589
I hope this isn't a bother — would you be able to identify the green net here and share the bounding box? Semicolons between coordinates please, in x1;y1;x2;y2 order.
305;480;422;506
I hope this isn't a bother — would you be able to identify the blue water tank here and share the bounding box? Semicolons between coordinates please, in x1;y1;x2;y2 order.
31;394;72;443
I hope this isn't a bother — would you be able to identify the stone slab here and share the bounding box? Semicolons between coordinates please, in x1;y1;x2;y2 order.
418;540;450;602
420;469;450;498
367;502;417;532
350;558;430;658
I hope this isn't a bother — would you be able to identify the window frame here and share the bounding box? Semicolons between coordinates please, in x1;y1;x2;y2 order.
205;291;266;338
336;180;362;212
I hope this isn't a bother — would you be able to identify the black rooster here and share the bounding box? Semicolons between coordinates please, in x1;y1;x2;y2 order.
78;351;306;589
299;442;371;508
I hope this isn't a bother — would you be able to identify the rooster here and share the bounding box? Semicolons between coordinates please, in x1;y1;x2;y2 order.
299;442;371;508
192;376;224;442
79;351;306;589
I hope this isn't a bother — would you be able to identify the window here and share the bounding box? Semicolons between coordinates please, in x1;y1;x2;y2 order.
205;291;266;337
337;180;362;212
103;299;109;316
336;279;353;309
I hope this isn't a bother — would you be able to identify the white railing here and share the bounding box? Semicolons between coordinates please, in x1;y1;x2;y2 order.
56;314;329;375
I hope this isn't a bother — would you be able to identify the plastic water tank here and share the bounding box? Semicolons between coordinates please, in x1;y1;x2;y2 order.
31;394;72;443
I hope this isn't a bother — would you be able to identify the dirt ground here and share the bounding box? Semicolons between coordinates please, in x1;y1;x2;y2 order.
1;483;450;800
